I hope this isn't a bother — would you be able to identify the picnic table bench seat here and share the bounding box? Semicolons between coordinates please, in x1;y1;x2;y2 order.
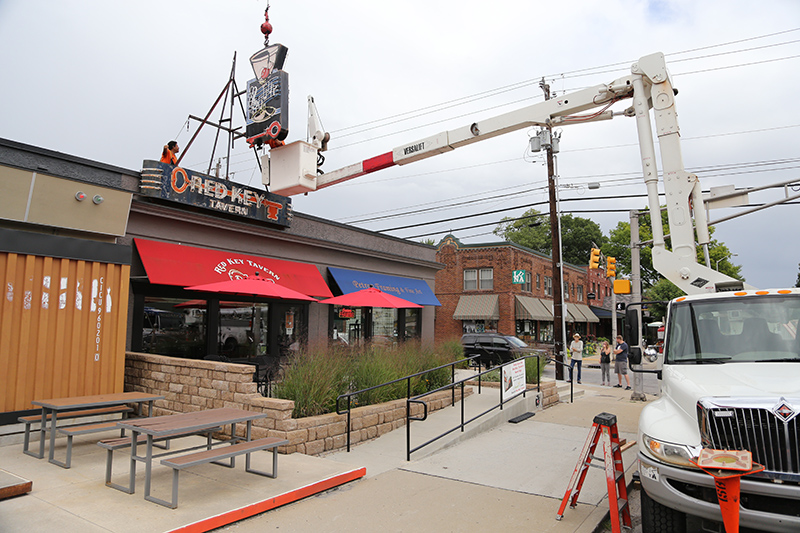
20;405;133;459
153;437;288;508
54;421;134;468
98;427;221;493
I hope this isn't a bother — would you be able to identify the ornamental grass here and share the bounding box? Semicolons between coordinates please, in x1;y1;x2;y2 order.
274;339;461;418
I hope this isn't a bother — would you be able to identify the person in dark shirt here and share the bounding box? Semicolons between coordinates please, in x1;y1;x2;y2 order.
613;334;631;390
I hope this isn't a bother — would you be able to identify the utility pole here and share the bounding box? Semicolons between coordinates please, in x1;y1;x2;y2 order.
541;78;566;381
630;209;646;401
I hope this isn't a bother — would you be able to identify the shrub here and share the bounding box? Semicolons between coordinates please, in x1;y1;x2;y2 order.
274;340;458;418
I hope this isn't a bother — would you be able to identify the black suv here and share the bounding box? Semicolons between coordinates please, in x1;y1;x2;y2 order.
460;333;532;368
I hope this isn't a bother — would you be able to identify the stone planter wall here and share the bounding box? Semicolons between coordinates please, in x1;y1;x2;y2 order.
125;352;471;455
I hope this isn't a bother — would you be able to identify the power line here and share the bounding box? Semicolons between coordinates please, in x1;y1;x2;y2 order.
346;156;800;226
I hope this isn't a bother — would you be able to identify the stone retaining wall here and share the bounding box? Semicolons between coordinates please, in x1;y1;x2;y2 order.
125;352;471;455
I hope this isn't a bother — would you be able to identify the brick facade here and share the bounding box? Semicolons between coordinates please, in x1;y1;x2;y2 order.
435;235;612;343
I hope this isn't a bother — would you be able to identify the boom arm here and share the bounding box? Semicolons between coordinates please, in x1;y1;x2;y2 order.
265;52;750;294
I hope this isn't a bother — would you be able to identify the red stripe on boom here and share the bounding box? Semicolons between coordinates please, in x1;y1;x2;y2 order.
363;152;395;174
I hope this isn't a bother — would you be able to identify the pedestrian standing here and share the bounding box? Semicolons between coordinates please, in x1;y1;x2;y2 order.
568;333;583;384
600;340;612;386
614;334;631;390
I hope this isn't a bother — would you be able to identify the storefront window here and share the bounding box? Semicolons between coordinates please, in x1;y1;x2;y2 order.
404;308;420;340
462;320;498;334
276;303;305;358
219;303;268;359
142;297;207;358
516;319;535;342
539;322;554;343
372;308;397;346
332;306;363;346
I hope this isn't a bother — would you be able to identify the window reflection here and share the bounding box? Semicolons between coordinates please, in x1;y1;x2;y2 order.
142;297;207;358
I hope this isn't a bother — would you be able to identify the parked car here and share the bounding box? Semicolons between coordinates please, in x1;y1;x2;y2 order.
460;333;533;368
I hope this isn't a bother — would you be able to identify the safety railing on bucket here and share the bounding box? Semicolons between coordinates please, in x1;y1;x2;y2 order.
406;351;549;461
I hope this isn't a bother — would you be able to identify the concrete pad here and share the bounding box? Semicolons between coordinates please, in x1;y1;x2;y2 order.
214;468;603;532
0;434;364;533
0;380;649;533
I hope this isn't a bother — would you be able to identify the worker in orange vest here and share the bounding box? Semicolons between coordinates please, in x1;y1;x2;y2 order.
160;141;179;165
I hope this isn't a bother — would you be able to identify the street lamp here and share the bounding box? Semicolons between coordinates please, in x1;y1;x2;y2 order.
716;253;738;271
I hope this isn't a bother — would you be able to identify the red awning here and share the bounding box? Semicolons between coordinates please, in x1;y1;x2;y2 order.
134;238;333;298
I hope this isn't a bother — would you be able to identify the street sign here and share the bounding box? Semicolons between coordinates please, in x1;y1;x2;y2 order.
512;270;526;284
615;302;626;311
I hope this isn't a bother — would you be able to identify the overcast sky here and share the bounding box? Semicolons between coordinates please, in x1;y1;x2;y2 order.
1;0;798;289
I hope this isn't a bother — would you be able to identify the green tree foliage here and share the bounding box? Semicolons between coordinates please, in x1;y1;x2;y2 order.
644;278;686;320
796;263;800;287
494;209;606;266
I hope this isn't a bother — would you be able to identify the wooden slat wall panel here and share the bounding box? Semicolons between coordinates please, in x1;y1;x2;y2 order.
0;252;130;412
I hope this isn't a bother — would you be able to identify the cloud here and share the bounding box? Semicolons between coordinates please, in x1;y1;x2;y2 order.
1;0;798;289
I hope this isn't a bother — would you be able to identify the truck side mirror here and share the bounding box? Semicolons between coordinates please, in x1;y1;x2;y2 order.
625;307;639;345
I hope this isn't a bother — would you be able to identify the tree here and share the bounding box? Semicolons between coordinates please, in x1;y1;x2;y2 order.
420;238;436;246
494;208;606;265
644;278;685;320
796;263;800;288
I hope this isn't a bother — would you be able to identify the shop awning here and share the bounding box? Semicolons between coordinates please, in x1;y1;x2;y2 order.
328;267;440;306
453;294;499;320
590;306;613;319
567;303;588;322
576;303;600;323
515;295;552;321
134;238;333;298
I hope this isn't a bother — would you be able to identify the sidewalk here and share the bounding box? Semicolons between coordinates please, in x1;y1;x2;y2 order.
0;380;649;533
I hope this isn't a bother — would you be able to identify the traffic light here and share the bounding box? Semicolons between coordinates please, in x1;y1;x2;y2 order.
589;248;601;269
606;256;616;278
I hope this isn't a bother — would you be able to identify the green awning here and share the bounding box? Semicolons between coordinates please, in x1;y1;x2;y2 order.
453;294;500;320
576;303;600;323
515;295;552;321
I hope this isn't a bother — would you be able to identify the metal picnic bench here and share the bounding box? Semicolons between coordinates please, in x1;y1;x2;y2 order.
22;392;164;468
113;407;287;508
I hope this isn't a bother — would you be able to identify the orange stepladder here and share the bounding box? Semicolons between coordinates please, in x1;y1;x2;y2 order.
556;412;631;532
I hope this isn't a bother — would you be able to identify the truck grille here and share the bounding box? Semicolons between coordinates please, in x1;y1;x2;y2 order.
697;398;800;479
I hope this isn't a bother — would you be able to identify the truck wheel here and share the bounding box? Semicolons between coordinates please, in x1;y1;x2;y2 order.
223;337;238;355
640;487;686;533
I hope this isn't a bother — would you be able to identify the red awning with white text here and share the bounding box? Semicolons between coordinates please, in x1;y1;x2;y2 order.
134;238;333;298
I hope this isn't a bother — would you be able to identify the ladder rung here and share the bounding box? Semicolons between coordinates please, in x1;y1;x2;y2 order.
618;498;628;510
615;469;625;480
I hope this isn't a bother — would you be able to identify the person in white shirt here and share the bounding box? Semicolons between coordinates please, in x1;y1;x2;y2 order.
568;333;583;384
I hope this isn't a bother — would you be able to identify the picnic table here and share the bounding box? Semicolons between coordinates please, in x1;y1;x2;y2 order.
113;407;279;508
26;392;164;467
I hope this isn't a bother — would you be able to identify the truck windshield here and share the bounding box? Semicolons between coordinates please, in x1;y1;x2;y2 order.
665;296;800;364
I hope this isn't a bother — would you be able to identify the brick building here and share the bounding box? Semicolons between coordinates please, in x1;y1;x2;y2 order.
435;235;613;346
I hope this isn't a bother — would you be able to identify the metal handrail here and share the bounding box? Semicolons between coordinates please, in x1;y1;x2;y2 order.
551;356;574;403
335;354;482;452
406;352;549;461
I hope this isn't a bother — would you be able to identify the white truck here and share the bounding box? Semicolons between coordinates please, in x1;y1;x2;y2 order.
265;53;800;532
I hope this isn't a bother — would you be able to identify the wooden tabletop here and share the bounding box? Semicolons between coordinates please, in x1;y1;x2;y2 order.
32;392;164;410
116;408;268;437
